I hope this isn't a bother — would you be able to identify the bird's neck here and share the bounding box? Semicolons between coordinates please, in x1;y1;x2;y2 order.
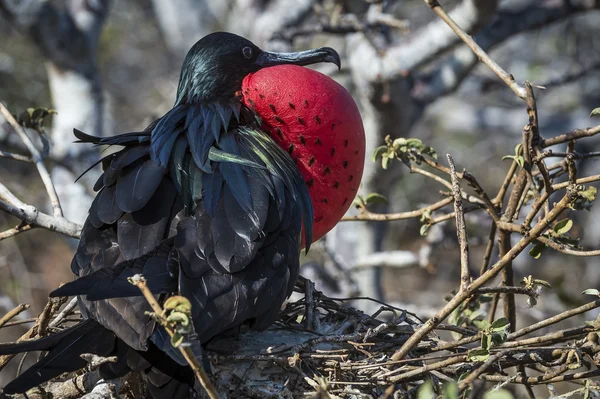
150;98;249;169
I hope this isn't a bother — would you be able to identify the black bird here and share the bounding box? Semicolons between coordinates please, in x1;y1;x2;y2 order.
0;32;340;398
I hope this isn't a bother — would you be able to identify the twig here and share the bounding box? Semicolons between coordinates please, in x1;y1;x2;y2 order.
481;369;600;385
542;125;600;148
447;155;470;291
129;275;219;399
0;102;63;217
423;0;527;100
0;223;35;241
0;303;30;328
509;299;600;340
0;150;30;163
0;182;81;239
342;197;452;221
49;297;79;328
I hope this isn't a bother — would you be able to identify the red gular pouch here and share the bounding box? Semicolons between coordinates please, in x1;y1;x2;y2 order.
242;65;365;245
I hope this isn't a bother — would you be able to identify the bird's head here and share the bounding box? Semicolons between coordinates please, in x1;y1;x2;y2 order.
175;32;341;105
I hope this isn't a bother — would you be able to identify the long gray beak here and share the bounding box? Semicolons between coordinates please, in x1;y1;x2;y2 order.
255;47;341;70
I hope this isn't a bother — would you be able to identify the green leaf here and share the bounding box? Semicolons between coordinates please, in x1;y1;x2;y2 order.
166;311;190;327
422;146;438;159
554;219;573;235
590;107;600;118
532;279;552;288
467;348;490;362
581;186;597;202
406;138;423;147
528;243;546;259
420;224;430;237
442;382;458;399
416;380;434;399
365;193;388;205
472;319;490;330
392;138;407;150
582;288;600;296
484;389;515;399
382;154;391;170
163;296;192;314
420;209;431;223
372;145;388;163
490;318;510;332
171;332;184;348
481;332;492;350
352;195;366;209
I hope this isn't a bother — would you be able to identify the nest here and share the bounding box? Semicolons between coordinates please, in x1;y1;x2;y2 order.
204;278;600;398
1;278;599;399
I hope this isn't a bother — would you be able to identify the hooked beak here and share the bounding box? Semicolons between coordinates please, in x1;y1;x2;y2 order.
255;47;341;70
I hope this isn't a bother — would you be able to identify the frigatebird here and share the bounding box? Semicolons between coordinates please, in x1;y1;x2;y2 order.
0;32;364;398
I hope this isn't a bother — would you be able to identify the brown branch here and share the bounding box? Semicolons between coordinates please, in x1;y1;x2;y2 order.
481;369;600;385
448;155;470;291
542;125;600;148
341;197;452;222
498;222;600;257
0;304;30;329
0;223;34;241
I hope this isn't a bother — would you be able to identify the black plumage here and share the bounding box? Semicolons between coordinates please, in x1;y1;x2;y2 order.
0;32;341;398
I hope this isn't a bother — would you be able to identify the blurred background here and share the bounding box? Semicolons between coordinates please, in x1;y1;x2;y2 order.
0;0;599;370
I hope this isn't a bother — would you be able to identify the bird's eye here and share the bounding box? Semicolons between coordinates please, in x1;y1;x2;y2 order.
242;46;253;59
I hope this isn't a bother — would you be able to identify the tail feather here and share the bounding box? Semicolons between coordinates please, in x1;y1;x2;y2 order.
1;320;116;394
50;243;178;301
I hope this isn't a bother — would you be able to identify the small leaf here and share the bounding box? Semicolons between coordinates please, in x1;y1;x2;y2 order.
365;193;388;205
490;317;510;332
372;145;388;162
392;138;407;150
582;288;600;296
406;138;423;147
484;389;515;399
171;332;184;348
529;243;546;259
382;154;391;170
590;107;600;118
554;219;573;235
442;382;458;399
481;333;492;350
163;296;192;314
352;195;366;209
422;146;438;159
167;311;190;327
472;319;490;330
416;380;434;399
420;224;430;236
467;348;490;362
532;279;552;288
581;186;597;202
